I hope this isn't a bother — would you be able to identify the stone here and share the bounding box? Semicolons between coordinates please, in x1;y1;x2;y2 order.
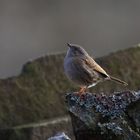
66;90;140;140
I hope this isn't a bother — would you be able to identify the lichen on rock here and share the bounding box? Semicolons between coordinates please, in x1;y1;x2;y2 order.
66;90;140;140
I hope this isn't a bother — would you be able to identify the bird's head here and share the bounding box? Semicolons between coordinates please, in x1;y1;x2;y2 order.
66;43;88;58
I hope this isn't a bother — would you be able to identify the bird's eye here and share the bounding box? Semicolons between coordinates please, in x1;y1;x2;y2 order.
75;50;81;56
74;48;78;52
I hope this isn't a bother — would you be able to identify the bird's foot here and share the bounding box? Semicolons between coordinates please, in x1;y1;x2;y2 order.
75;87;87;99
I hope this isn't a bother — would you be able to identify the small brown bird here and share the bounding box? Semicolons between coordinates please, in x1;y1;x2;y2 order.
64;43;128;95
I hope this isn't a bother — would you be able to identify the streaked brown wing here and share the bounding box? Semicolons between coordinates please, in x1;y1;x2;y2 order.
85;56;109;78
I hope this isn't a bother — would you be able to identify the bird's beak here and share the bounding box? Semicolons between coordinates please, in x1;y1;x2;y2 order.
67;43;71;48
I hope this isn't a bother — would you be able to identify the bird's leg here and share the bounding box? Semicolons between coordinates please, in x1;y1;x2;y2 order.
79;87;86;94
76;87;87;98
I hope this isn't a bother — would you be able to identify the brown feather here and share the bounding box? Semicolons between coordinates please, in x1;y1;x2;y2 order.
85;57;109;78
72;57;94;84
110;76;128;86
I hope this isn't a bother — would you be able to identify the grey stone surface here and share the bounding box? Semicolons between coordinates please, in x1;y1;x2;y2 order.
48;132;71;140
66;90;140;140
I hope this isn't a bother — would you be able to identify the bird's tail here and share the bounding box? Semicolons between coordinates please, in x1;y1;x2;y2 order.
110;76;128;86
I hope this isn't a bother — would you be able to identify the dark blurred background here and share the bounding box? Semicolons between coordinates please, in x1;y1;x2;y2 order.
0;0;140;78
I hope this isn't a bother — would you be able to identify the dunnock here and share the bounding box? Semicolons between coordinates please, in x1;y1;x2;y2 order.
64;43;128;95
